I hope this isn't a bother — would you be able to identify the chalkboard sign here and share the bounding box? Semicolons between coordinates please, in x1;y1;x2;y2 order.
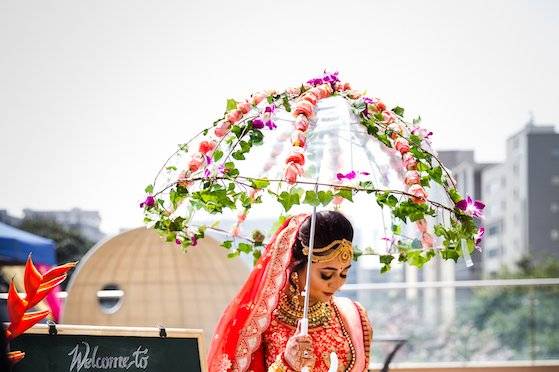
9;324;206;372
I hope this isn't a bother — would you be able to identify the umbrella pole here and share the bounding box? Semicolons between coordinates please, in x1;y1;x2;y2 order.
300;181;319;336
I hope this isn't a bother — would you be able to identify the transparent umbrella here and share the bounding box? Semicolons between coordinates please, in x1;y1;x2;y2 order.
141;72;485;341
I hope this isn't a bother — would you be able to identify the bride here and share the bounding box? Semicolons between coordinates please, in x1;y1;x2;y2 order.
208;210;372;372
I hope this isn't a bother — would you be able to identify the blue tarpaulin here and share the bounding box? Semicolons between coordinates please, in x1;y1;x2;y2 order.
0;222;56;265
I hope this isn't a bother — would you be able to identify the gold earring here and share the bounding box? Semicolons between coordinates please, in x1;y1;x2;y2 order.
290;272;300;306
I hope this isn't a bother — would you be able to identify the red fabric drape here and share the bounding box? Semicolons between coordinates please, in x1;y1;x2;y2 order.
207;214;308;372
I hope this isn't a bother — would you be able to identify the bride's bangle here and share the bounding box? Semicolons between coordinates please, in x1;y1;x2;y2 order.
268;354;288;372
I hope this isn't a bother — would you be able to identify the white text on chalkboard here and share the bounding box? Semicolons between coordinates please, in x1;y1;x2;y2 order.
67;342;149;371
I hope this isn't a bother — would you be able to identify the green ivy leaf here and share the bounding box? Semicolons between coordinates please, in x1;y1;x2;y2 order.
250;129;264;145
226;98;237;111
336;189;353;202
267;96;274;104
318;190;334;206
380;255;394;273
227;251;241;258
250;178;270;189
359;181;375;193
282;95;291;112
303;191;320;206
232;151;245;160
165;165;177;171
449;188;463;203
238;242;253;253
222;240;233;249
213;149;224;161
428;166;443;184
391;106;405;117
145;184;154;194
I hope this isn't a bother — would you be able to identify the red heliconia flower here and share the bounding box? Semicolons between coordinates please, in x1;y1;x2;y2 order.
6;256;76;345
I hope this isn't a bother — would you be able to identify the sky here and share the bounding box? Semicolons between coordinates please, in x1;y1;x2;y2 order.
1;0;558;234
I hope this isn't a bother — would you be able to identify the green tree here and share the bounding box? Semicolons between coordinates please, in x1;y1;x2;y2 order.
467;256;559;359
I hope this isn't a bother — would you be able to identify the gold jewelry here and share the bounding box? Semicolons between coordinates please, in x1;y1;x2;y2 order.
277;292;332;328
269;354;288;372
289;272;301;306
302;239;353;264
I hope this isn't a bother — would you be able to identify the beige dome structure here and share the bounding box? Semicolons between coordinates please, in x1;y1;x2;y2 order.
62;227;249;345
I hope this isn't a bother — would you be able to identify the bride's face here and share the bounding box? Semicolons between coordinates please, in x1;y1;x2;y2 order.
297;254;351;304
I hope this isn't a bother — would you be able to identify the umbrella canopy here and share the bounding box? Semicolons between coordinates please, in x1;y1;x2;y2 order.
0;222;56;265
142;72;485;272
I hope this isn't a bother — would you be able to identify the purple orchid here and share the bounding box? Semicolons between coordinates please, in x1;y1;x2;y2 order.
412;126;433;140
265;119;277;130
362;96;377;105
264;104;275;114
204;163;225;179
140;195;155;208
474;227;485;251
456;196;485;219
336;170;370;181
307;71;340;87
252;118;265;129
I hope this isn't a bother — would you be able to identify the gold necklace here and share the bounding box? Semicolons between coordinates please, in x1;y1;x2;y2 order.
276;293;332;328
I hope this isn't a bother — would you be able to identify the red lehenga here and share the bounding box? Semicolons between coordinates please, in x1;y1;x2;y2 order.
208;215;372;372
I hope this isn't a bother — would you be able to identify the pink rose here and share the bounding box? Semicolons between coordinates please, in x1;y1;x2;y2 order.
227;109;243;124
301;92;318;105
395;138;410;154
286;86;301;96
317;84;333;98
199;140;217;155
347;90;363;99
188;154;204;172
177;171;190;188
382;111;396;124
251;92;266;106
237;213;247;222
291;130;306;148
404;170;421;185
286;151;305;166
295;114;309;132
293;100;314;118
408;184;428;204
284;163;303;184
333;195;344;206
237;101;252;114
214;121;231;137
402;152;417;170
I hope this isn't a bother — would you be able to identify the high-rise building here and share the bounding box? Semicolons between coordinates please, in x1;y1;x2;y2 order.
481;123;559;275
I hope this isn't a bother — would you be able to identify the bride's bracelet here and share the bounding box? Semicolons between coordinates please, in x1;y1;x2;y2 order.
268;354;288;372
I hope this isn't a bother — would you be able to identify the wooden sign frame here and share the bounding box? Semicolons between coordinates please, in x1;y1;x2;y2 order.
8;324;207;372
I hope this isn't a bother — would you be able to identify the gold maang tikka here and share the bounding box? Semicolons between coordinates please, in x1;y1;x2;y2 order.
302;239;353;265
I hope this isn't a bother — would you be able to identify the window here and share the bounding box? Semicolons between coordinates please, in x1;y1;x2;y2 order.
551;229;559;241
552;176;559;186
488;248;499;258
488;224;500;236
551;202;559;213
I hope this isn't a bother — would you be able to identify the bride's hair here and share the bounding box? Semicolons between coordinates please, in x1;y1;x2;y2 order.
290;210;354;274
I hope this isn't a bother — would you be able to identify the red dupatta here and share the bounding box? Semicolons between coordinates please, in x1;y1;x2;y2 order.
208;214;308;372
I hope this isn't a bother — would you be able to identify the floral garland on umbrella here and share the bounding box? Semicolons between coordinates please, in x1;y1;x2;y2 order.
141;72;484;272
